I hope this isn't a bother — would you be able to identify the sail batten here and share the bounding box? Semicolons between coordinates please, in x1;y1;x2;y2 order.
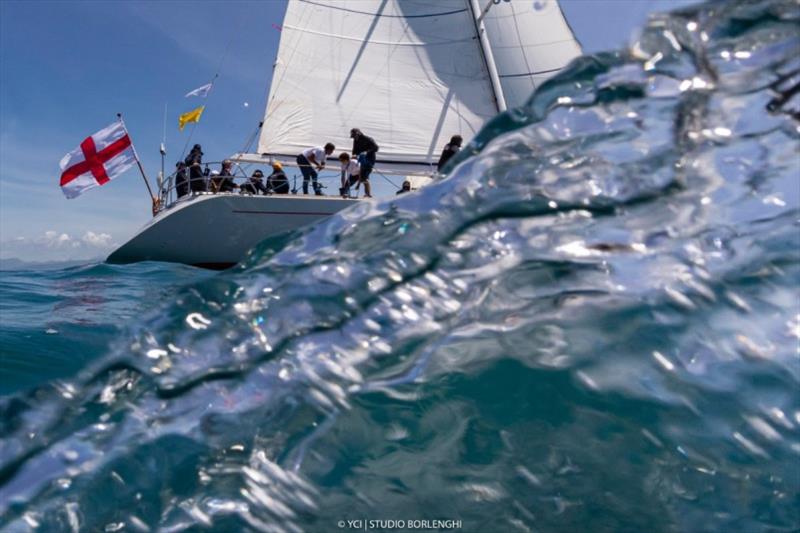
282;25;476;47
256;0;581;166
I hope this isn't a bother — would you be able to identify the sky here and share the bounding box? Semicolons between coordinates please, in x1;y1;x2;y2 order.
0;0;698;262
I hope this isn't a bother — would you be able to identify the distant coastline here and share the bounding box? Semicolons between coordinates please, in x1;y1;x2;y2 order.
0;257;101;271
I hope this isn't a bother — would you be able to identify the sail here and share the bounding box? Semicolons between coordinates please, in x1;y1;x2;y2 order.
481;0;582;109
252;0;581;172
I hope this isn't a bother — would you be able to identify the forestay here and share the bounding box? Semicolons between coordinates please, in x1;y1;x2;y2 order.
245;0;581;174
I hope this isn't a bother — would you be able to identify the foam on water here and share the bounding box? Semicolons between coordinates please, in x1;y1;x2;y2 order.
1;1;799;531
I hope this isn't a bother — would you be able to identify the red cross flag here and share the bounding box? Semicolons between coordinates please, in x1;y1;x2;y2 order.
59;120;137;199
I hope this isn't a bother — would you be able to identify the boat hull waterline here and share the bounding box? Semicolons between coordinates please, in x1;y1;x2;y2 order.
107;194;358;268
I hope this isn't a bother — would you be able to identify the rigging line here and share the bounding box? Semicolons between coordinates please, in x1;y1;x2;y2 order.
251;152;437;168
500;67;563;78
298;0;468;19
240;121;263;155
234;121;264;175
179;10;246;162
509;0;536;94
375;170;400;190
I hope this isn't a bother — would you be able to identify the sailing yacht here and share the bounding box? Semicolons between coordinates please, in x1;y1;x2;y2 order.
107;0;581;268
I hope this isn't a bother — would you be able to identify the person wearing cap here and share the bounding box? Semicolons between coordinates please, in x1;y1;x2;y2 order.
267;161;290;194
437;134;462;171
350;128;378;198
296;143;335;195
209;160;234;193
241;169;267;195
184;144;206;192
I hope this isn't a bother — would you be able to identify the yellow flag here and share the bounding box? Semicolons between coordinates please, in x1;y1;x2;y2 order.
178;105;204;131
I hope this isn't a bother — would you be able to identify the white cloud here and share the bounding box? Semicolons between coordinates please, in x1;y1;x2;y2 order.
42;230;72;248
1;229;117;261
81;231;113;248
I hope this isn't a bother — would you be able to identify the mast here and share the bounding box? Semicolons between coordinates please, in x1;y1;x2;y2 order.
468;0;507;113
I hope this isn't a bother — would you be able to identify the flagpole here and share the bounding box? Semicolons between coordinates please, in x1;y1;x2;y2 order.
117;113;159;214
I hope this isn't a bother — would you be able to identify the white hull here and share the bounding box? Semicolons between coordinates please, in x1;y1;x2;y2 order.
107;194;358;268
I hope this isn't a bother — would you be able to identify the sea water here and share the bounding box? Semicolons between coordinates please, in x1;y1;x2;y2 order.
1;0;799;531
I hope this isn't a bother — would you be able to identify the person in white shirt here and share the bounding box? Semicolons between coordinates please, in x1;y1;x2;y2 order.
338;152;360;198
296;142;335;195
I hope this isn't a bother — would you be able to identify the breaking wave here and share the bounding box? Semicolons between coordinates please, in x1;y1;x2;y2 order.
1;0;799;531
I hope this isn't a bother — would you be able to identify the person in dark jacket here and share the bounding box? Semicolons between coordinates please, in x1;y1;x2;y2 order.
185;144;206;192
267;162;290;194
436;134;462;171
175;161;190;198
214;160;238;193
350;128;378;198
185;144;203;165
396;179;411;195
241;169;268;195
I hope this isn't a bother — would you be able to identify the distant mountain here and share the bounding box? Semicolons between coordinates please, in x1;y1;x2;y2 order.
0;257;102;271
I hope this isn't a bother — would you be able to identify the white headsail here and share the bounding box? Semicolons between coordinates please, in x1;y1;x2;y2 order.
241;0;581;174
480;0;582;109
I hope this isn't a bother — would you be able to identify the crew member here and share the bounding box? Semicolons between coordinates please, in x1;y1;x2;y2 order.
437;135;462;171
350;128;378;198
211;159;239;192
338;152;360;198
241;169;267;195
296;143;335;195
185;143;206;192
175;161;189;198
267;162;290;194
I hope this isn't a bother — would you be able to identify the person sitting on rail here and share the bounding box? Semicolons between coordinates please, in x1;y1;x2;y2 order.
208;170;221;192
241;169;267;195
266;162;290;194
210;160;237;193
338;152;360;198
296;143;334;195
175;161;190;198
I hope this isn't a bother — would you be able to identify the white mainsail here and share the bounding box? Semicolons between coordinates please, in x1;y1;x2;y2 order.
244;0;580;173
